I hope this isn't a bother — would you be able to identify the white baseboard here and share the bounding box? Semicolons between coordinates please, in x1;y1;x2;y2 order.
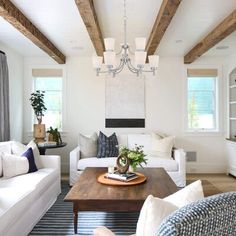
187;163;227;173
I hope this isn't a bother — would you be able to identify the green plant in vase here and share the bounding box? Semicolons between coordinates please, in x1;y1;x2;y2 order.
29;90;47;124
119;145;147;172
47;127;62;145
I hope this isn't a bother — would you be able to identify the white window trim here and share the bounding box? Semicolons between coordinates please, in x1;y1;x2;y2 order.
29;65;67;133
183;64;223;136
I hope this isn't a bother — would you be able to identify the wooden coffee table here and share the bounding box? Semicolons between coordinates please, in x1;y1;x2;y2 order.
64;167;178;234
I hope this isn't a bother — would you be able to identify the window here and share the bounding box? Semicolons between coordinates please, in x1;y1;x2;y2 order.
32;69;63;130
187;69;218;131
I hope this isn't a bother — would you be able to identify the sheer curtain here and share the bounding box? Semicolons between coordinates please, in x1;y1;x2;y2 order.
0;51;10;141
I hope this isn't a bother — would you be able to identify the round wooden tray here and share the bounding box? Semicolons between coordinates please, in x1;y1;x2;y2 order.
97;172;147;186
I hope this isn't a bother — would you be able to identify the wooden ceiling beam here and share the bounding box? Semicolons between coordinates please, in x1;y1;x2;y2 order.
146;0;182;57
75;0;105;56
0;0;65;64
184;9;236;64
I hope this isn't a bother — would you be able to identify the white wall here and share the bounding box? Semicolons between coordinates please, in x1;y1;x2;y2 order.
0;42;24;141
23;55;229;174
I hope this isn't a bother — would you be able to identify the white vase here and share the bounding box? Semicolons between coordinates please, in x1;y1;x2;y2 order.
129;165;135;173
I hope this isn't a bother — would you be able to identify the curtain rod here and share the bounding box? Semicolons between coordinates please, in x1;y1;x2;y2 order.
0;50;6;55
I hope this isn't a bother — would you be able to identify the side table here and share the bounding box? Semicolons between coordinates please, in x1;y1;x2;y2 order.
38;142;67;155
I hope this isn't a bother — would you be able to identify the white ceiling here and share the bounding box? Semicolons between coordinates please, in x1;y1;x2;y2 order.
0;0;236;59
0;0;94;56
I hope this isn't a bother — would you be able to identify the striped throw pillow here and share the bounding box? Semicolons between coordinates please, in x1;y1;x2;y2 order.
97;132;119;158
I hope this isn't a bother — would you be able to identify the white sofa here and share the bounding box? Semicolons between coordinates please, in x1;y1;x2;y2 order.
70;134;186;187
0;141;61;236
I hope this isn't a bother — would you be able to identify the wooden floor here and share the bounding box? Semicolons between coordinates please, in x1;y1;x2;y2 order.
187;173;236;194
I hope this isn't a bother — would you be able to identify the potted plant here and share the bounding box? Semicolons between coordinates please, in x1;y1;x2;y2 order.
118;145;147;172
30;90;47;143
47;127;62;145
29;90;47;124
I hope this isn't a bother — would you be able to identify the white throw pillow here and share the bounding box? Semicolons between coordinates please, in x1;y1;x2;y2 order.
136;180;204;236
11;141;27;155
136;195;178;236
164;180;204;208
149;134;175;159
11;140;41;168
79;133;98;159
2;154;29;178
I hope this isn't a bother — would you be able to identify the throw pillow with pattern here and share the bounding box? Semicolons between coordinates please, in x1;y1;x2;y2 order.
97;132;119;158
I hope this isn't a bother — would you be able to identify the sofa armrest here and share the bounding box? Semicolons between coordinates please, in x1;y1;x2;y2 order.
173;148;186;186
70;146;81;186
173;149;186;172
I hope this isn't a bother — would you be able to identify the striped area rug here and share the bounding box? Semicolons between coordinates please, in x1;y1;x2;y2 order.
29;181;138;236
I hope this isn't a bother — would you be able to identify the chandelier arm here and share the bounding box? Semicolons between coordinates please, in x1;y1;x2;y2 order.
113;60;126;75
127;59;139;72
127;61;139;74
97;69;112;74
141;68;157;73
113;58;125;72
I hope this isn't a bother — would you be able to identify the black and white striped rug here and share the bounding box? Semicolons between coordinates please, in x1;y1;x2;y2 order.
29;181;138;236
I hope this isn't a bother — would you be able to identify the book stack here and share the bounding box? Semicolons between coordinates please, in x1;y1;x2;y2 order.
106;171;138;182
37;141;57;147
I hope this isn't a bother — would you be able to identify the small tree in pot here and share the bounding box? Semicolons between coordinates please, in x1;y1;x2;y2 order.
30;90;47;124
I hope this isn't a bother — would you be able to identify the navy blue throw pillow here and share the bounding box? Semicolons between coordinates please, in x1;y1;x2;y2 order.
22;147;38;173
97;132;119;158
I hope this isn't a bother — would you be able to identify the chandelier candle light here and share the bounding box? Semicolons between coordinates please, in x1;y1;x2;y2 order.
92;0;159;77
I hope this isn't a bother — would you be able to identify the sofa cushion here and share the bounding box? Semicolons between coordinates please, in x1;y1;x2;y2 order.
97;132;119;158
0;168;57;234
145;156;178;172
127;134;151;154
0;186;35;235
2;153;29;178
21;148;38;173
77;157;117;170
79;133;98;159
149;134;175;159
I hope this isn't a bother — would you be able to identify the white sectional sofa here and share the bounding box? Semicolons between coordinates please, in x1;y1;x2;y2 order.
70;134;186;187
0;141;61;236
